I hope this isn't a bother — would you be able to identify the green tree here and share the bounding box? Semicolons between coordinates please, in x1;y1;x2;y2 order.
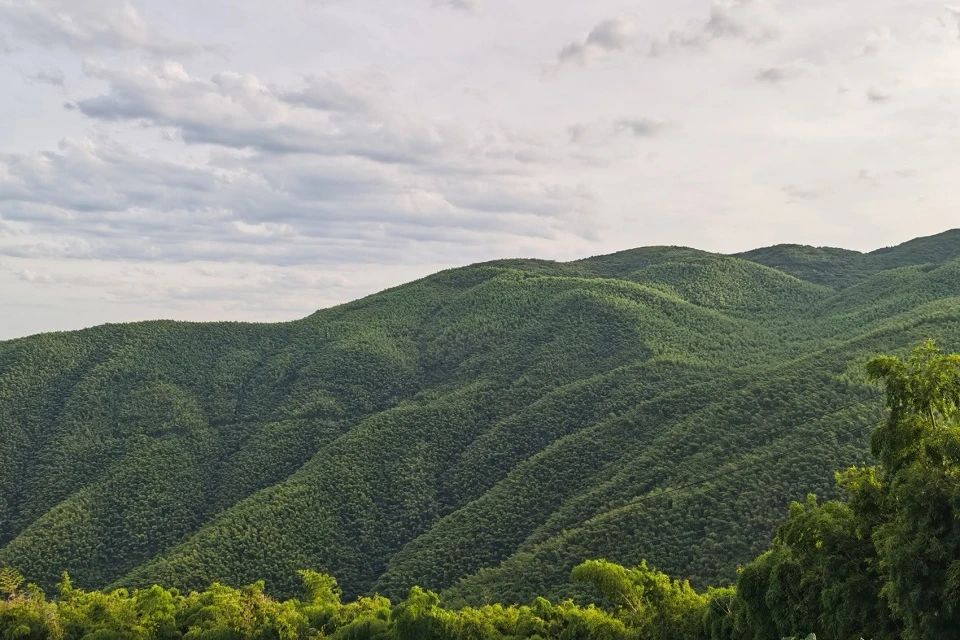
176;581;307;640
571;559;706;640
390;587;451;640
734;493;895;640
0;568;61;640
867;341;960;640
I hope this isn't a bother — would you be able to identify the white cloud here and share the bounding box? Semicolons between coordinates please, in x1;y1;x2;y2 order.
613;118;669;137
231;221;296;238
433;0;478;11
558;16;640;66
0;116;591;266
23;67;65;86
862;27;895;56
755;59;815;83
866;86;894;103
0;0;196;55
557;1;777;68
73;61;561;175
2;0;960;338
649;0;778;55
945;6;960;38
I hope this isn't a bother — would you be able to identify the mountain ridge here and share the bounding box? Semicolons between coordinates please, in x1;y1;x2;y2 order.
1;229;959;604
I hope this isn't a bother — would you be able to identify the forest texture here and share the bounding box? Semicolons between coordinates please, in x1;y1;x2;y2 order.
3;342;960;639
2;231;960;609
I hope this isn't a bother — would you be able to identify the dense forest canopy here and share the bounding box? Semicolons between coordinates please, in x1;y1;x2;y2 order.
3;341;960;639
1;230;960;613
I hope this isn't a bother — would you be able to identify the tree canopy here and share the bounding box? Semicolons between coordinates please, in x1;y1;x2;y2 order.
5;341;960;638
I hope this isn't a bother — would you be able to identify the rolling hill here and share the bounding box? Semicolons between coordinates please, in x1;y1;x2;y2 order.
2;229;960;605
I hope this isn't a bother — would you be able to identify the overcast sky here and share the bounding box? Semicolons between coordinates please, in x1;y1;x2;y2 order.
1;0;959;339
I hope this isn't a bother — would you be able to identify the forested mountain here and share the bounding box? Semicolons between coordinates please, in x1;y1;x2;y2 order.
8;342;959;640
2;229;959;608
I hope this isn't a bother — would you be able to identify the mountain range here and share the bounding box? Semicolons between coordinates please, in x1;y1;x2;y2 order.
2;229;959;604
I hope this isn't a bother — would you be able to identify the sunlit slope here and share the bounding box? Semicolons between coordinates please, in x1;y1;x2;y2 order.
116;272;760;597
0;230;958;601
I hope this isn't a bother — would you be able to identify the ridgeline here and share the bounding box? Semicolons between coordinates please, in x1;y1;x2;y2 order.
2;229;959;610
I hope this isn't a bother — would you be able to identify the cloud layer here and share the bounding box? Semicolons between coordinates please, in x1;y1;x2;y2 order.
2;0;960;338
0;0;196;54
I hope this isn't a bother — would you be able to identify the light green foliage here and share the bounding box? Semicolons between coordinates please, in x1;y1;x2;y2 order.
0;567;24;597
571;559;706;640
175;581;307;640
0;571;642;640
57;575;180;640
0;569;61;640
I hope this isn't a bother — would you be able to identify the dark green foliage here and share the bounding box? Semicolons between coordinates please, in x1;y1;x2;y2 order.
737;228;960;289
730;495;894;640
734;244;872;289
866;342;960;639
5;339;960;638
726;341;960;640
2;229;960;610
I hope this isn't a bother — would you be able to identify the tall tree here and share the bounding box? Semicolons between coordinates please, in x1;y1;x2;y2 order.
867;341;960;640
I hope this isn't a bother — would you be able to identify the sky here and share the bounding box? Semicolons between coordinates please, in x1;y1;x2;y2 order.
1;0;959;339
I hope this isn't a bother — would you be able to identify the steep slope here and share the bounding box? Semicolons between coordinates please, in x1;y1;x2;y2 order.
1;231;959;604
114;273;761;597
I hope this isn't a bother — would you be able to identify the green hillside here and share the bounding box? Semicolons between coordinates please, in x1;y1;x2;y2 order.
2;229;959;605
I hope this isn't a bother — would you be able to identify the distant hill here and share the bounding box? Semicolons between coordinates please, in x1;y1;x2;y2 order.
2;229;959;604
736;228;960;288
